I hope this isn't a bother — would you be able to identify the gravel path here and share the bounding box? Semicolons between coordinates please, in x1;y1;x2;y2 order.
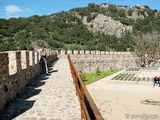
86;70;160;120
0;59;81;120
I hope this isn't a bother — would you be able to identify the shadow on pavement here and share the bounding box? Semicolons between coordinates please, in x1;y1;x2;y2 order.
0;59;59;120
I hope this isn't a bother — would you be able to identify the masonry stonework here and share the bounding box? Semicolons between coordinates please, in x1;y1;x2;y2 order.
0;50;141;111
0;49;57;111
58;50;137;73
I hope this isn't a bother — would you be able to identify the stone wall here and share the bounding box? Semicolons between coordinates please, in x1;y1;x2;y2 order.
0;49;140;110
58;50;137;73
72;58;136;73
0;49;57;110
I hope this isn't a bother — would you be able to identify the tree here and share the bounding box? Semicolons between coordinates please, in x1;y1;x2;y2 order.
144;5;150;9
119;9;126;17
97;42;106;51
88;3;96;8
133;31;160;68
128;9;133;16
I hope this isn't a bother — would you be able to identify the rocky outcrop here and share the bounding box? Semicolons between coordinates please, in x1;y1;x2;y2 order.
131;4;148;20
82;14;132;38
81;4;149;37
100;3;110;8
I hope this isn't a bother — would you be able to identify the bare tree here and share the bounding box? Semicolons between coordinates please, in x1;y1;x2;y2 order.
133;31;160;68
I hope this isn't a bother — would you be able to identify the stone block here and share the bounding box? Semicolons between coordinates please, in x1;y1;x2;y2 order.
96;51;100;55
73;50;78;54
80;50;84;54
67;50;72;54
91;51;95;55
100;51;105;55
29;51;33;66
106;51;110;55
61;50;65;54
85;51;90;54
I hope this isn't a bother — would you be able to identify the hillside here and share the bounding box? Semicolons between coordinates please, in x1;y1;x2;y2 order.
0;3;160;52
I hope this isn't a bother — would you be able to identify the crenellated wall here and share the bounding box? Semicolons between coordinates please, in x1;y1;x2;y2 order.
0;49;144;111
0;49;57;110
58;50;137;73
58;50;134;58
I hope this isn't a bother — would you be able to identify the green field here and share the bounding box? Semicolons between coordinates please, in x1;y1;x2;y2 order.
81;70;121;85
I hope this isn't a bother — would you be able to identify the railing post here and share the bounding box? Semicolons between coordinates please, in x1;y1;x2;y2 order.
80;84;84;119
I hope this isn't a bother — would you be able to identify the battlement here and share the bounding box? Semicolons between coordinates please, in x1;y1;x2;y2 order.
58;50;134;59
0;49;57;110
56;50;136;73
59;50;131;55
0;49;136;111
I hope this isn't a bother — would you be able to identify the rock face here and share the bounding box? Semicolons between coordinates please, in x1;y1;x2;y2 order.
80;4;148;37
83;14;133;38
131;10;144;20
131;4;148;20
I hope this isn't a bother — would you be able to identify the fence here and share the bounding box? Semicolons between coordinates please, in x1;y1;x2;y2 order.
68;54;104;120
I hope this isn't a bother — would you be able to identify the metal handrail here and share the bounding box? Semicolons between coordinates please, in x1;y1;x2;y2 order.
68;54;104;120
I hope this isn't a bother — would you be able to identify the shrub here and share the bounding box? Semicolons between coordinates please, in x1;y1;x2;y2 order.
128;9;133;16
119;9;126;17
110;66;113;72
81;73;86;81
96;67;101;75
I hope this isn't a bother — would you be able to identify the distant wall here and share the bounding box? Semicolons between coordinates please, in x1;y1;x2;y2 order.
58;50;137;73
0;49;57;110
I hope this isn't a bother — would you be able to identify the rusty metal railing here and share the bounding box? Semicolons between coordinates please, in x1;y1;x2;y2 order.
68;54;104;120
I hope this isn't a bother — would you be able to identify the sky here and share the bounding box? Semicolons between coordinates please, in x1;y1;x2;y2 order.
0;0;160;19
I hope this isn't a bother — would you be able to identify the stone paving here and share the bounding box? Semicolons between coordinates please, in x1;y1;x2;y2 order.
0;59;81;120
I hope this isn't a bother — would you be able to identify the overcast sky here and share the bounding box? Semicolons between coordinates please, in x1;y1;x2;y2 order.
0;0;160;19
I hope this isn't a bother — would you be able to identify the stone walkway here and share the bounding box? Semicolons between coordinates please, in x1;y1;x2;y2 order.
0;59;81;120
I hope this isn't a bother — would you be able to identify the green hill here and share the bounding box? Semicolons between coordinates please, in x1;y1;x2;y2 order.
0;3;160;52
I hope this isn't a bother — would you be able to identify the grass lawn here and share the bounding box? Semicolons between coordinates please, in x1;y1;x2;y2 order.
81;70;121;85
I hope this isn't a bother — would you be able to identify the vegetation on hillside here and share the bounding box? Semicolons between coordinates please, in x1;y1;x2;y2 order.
0;3;160;52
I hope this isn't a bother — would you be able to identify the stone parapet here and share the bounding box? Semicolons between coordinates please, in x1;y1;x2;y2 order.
0;49;58;111
72;58;136;73
57;50;136;73
58;50;134;59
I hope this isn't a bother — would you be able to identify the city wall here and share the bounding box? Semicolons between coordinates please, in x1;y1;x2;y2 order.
58;50;137;73
0;49;57;110
0;49;138;111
